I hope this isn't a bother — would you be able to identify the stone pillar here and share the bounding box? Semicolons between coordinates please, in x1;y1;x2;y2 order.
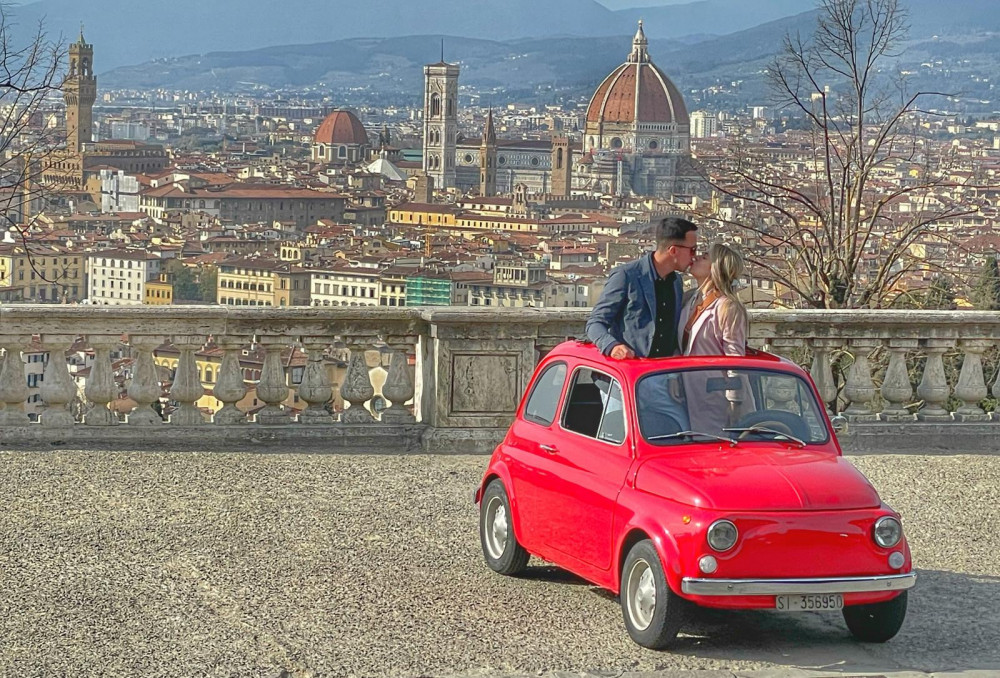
843;339;879;421
169;337;206;426
879;339;917;422
414;332;435;425
38;336;77;427
255;338;290;425
808;338;840;414
213;336;249;426
916;339;954;422
340;344;375;424
0;338;30;426
126;339;163;426
297;339;333;425
992;365;1000;422
84;336;119;426
381;346;415;424
953;339;990;422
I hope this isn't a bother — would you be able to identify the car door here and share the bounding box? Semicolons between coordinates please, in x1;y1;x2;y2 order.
538;365;633;571
505;359;569;552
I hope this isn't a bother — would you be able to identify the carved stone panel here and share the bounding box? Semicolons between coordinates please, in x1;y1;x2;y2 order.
435;338;535;428
450;353;520;415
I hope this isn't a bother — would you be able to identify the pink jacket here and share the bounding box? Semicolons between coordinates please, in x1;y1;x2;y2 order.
679;292;747;357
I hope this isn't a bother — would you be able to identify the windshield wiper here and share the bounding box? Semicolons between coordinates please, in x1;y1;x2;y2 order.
723;426;807;448
647;430;737;446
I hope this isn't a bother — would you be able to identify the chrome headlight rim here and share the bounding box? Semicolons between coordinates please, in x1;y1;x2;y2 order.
873;516;903;548
707;519;739;552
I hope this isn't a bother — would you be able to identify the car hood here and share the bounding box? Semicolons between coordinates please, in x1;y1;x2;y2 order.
633;446;881;511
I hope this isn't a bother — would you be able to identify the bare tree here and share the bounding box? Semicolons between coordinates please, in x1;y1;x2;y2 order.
0;4;72;295
700;0;983;309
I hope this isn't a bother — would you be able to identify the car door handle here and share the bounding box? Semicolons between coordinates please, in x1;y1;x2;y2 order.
540;444;558;454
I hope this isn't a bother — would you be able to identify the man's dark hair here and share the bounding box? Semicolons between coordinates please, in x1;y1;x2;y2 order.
654;217;697;248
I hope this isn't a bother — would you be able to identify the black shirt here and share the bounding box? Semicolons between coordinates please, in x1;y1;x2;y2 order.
649;254;679;358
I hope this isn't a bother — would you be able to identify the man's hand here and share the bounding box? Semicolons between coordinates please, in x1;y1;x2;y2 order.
610;344;635;360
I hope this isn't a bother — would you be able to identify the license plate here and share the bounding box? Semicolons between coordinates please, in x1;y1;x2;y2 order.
775;594;844;611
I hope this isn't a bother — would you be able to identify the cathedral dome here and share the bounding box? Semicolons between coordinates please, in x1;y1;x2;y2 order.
314;110;369;146
585;22;688;126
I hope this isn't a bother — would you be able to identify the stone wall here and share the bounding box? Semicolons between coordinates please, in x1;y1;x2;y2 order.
0;306;996;453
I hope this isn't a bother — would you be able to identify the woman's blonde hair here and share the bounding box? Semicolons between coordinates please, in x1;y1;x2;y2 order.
702;242;748;329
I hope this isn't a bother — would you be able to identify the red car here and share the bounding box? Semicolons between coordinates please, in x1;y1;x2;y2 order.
476;341;915;648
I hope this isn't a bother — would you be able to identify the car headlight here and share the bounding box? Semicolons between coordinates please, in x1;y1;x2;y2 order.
873;516;902;548
707;519;738;552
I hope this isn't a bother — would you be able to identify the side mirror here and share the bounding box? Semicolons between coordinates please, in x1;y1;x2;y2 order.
830;415;848;436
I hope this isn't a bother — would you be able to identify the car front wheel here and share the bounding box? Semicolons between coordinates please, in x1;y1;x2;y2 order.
479;479;529;576
843;591;908;642
620;539;684;648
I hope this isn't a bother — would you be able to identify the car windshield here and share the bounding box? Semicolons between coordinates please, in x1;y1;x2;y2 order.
635;367;830;446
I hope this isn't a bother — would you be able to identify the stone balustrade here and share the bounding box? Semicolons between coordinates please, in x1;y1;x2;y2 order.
0;306;997;453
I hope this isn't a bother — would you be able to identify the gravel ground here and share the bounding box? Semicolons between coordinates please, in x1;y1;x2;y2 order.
0;451;996;678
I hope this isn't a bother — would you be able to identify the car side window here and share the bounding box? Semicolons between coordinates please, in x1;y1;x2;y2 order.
562;367;626;445
523;362;567;426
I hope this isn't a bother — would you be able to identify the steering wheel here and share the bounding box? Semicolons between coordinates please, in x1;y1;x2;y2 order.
731;410;811;441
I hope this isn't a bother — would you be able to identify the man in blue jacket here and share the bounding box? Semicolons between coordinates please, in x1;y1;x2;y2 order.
586;216;698;359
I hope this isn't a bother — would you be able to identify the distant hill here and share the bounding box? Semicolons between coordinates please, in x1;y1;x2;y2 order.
10;0;811;71
98;1;1000;111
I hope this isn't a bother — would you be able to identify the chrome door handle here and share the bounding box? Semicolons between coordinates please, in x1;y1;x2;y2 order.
540;444;558;454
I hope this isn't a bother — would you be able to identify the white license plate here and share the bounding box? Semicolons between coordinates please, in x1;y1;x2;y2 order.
775;594;844;611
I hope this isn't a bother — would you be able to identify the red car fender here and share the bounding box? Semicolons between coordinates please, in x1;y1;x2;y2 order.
475;459;527;545
612;514;684;596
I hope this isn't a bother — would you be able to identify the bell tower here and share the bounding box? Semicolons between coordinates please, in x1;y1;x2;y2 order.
423;48;459;190
64;27;96;153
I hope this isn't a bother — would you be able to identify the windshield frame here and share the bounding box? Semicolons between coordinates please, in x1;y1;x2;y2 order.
633;366;832;448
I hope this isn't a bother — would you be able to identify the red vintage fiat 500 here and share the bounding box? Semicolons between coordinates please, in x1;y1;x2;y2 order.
476;341;915;648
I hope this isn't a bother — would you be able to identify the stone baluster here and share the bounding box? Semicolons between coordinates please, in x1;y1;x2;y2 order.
916;339;954;422
381;343;416;424
38;335;77;427
297;339;333;425
879;339;917;422
808;338;840;413
126;338;163;426
213;336;248;425
341;343;375;424
0;338;30;426
953;339;990;422
255;337;290;425
84;336;119;426
843;339;879;421
763;374;797;411
168;337;206;426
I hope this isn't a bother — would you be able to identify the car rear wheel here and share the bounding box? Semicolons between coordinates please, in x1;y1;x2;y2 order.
843;591;908;642
620;539;684;648
479;479;529;576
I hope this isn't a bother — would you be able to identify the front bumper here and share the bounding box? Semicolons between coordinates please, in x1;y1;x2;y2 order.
681;572;916;596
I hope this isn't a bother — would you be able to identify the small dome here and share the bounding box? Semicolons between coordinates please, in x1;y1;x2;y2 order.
314;110;369;145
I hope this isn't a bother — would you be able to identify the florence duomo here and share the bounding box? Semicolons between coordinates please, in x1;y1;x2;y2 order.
424;22;700;199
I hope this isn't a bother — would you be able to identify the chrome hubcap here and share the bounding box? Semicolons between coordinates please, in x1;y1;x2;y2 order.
484;496;508;559
626;559;656;631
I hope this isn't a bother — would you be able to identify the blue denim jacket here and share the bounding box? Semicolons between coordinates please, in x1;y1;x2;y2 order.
586;255;684;358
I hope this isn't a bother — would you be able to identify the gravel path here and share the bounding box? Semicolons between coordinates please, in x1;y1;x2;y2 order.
0;452;996;678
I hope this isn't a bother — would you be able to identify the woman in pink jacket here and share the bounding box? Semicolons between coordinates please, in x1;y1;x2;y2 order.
680;242;749;356
678;243;753;433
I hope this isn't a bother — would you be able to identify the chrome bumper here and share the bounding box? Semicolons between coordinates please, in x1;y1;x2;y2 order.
681;572;916;596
